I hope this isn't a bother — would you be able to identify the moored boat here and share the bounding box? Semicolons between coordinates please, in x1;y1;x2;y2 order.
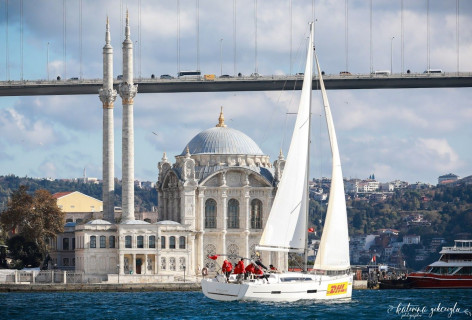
379;240;472;289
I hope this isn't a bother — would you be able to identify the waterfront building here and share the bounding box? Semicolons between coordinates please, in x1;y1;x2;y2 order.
47;14;284;283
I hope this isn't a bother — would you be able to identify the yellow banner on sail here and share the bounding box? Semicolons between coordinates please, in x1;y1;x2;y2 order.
326;282;348;296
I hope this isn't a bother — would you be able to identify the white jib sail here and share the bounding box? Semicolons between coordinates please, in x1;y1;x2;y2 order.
313;53;351;271
257;23;314;253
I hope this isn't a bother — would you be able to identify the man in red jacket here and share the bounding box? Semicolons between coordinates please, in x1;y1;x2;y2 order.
222;259;233;280
233;258;245;282
234;259;245;274
245;262;255;280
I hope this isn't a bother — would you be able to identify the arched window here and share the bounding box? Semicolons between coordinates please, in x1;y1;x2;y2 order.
251;199;263;229
169;236;176;249
179;236;186;249
149;236;156;248
125;235;132;248
90;236;96;248
137;236;144;248
161;236;166;249
227;199;239;229
205;199;217;228
100;236;106;248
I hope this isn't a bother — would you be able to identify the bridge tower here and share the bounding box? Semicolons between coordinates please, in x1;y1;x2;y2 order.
119;11;138;222
98;17;117;223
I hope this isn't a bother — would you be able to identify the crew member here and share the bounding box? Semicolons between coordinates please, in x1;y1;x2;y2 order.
245;262;255;280
234;259;245;274
233;258;245;282
222;259;233;280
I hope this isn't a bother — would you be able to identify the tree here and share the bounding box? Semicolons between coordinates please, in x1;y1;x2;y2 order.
7;235;42;269
0;185;65;259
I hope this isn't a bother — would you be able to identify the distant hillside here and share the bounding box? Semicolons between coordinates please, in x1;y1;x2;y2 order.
2;174;471;243
308;181;472;245
0;175;157;213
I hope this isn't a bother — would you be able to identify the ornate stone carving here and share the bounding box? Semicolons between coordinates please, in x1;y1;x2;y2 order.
179;257;186;271
204;244;217;271
118;82;138;104
169;257;176;271
227;243;239;265
183;159;195;181
99;88;117;108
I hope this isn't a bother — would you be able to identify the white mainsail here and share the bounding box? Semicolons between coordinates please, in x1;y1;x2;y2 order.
257;23;314;253
313;53;351;271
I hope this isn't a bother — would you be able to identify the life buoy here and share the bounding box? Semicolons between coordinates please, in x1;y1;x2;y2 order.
202;267;208;276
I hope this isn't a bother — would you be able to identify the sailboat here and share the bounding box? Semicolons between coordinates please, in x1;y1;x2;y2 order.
201;22;352;302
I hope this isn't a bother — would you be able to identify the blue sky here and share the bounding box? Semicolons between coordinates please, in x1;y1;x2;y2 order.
0;0;471;185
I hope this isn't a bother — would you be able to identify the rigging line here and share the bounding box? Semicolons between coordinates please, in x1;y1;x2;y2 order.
20;0;23;80
345;0;349;72
369;0;372;74
177;0;180;75
401;0;404;74
426;0;430;71
139;0;142;79
289;0;292;75
63;0;66;79
6;0;9;81
254;0;258;74
233;0;236;76
79;0;82;79
456;0;459;74
197;0;200;71
312;0;315;44
274;31;309;154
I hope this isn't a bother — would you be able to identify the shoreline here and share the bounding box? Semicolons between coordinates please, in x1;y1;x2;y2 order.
0;282;201;293
0;280;370;292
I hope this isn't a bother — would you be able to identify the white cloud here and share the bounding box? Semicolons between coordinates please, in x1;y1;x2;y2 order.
0;0;471;184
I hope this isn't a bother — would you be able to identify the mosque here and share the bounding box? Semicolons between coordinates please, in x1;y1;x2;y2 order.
49;14;288;283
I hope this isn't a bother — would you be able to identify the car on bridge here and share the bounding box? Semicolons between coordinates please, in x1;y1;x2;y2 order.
339;71;351;76
160;74;174;79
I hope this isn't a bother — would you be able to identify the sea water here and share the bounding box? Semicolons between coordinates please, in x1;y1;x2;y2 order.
1;289;472;320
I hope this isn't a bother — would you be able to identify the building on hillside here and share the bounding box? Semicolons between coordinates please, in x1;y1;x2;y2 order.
379;183;394;192
53;191;104;224
390;180;409;189
358;180;380;192
438;173;459;185
403;234;421;245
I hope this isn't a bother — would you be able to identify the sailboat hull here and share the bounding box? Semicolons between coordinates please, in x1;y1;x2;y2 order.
201;272;353;302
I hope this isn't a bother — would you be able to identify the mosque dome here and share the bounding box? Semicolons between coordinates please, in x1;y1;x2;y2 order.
86;219;112;225
155;220;181;225
181;108;264;156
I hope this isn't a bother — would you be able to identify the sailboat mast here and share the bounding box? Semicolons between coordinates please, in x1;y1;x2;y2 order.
304;22;314;273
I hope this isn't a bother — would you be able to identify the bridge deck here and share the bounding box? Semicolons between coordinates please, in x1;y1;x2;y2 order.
1;73;471;96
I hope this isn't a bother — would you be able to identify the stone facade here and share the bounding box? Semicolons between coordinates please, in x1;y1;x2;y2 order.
157;113;288;272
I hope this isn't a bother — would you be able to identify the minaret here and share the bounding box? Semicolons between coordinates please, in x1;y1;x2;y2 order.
99;17;117;223
119;11;138;222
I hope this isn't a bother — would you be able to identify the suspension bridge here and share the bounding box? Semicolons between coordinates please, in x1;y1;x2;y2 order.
0;0;470;96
